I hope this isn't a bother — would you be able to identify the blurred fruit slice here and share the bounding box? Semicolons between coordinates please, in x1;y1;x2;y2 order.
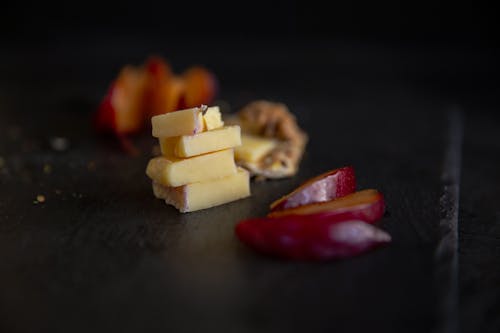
143;56;174;117
181;66;218;108
165;78;185;114
94;56;218;153
94;66;147;135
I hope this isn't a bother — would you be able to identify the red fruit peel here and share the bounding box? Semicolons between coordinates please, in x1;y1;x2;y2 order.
270;166;356;211
236;216;391;260
268;189;385;224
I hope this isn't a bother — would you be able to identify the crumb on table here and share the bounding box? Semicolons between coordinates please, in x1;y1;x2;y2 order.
34;194;46;204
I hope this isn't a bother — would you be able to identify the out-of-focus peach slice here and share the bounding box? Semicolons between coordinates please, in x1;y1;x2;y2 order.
181;66;218;108
164;78;185;113
94;56;219;154
143;56;173;117
94;66;147;135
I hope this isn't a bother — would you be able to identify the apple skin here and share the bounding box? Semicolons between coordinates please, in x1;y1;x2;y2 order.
236;217;391;260
270;166;356;211
268;189;385;224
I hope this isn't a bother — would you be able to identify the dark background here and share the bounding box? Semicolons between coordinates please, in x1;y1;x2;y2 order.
2;0;499;44
3;0;498;107
1;1;499;333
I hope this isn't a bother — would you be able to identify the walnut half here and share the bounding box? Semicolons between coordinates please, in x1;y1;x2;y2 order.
229;100;308;179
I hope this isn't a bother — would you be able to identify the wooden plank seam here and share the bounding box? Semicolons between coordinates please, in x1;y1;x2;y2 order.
434;107;464;333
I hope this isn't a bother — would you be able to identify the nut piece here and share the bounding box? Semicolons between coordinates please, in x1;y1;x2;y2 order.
238;101;305;142
231;100;308;179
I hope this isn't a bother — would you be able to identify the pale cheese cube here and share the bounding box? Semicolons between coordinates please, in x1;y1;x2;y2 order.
146;149;237;187
159;126;241;157
152;167;250;212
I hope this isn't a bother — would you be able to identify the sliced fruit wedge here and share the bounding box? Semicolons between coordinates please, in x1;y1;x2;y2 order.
94;66;147;135
94;56;218;140
270;166;355;211
180;66;218;108
236;216;391;260
268;189;385;224
143;56;174;117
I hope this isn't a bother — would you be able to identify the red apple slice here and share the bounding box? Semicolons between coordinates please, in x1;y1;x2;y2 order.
236;216;391;260
268;189;385;224
270;166;355;211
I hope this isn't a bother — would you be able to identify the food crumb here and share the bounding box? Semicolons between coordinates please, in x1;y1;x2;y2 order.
50;137;70;152
87;161;96;171
35;194;46;203
43;164;52;174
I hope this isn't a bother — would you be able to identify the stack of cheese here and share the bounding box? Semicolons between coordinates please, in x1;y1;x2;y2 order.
146;105;250;212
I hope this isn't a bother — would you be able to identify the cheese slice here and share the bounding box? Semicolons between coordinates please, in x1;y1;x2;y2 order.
146;149;237;187
234;134;277;163
159;126;241;157
151;106;224;138
203;106;224;130
152;167;250;212
151;107;204;138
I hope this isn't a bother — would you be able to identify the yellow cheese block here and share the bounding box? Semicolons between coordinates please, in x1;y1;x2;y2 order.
146;149;237;187
159;126;241;157
234;134;277;163
151;107;204;138
203;106;224;130
151;106;224;138
152;167;250;212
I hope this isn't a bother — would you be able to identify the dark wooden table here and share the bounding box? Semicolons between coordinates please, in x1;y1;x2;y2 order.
0;37;498;333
